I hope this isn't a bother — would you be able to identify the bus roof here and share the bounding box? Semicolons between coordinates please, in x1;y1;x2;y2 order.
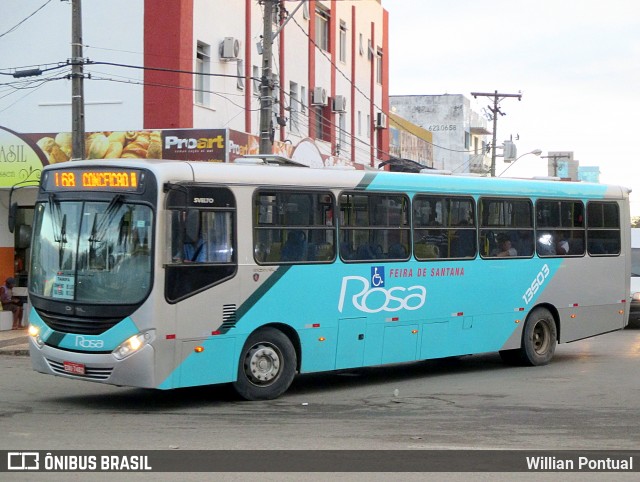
43;159;629;201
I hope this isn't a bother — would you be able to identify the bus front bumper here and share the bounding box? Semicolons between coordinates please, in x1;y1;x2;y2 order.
29;338;157;388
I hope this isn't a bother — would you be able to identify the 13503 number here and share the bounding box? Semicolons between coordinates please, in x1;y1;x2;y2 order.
522;264;550;305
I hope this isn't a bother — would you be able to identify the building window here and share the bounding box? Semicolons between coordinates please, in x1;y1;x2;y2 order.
315;7;330;51
359;33;364;56
237;60;244;91
338;113;346;154
289;81;299;133
300;86;307;114
339;21;347;63
195;42;211;105
314;106;323;140
376;48;383;84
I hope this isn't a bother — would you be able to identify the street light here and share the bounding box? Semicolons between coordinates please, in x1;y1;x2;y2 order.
497;149;543;177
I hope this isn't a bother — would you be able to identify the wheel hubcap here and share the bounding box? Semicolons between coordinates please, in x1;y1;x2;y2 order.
532;320;550;354
245;343;281;385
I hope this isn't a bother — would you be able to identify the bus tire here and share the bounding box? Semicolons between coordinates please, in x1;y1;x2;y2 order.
233;327;297;401
520;307;557;366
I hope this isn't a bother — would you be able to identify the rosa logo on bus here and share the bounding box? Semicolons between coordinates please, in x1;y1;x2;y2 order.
338;266;426;314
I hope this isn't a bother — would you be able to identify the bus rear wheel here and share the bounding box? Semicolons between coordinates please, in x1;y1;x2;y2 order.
521;307;557;366
233;327;296;401
500;307;557;366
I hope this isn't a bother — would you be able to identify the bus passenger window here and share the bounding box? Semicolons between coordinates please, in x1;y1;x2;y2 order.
254;190;335;265
339;192;410;263
587;201;620;255
413;195;476;260
479;198;533;259
536;200;585;257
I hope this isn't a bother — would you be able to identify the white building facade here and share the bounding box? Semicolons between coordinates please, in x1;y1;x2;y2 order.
0;0;392;286
389;94;491;174
1;0;389;168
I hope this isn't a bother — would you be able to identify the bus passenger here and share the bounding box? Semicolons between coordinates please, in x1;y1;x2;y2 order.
183;236;206;262
537;232;556;255
491;234;517;257
556;232;569;255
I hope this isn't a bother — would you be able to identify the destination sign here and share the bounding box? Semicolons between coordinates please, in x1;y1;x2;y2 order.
44;169;144;192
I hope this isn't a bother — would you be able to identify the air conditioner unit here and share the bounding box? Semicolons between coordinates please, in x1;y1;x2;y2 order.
220;37;240;60
312;86;327;106
332;95;347;112
375;112;388;129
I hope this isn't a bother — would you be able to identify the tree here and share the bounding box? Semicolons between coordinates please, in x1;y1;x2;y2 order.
631;216;640;228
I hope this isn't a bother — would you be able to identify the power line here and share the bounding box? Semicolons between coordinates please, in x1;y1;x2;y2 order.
86;60;261;82
0;0;53;39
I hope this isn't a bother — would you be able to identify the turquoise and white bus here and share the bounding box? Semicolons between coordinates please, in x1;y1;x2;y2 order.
27;159;631;400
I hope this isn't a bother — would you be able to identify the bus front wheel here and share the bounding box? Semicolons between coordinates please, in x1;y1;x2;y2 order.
233;327;297;401
521;307;557;366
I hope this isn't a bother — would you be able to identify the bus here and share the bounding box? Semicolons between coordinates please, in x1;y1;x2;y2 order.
26;159;631;400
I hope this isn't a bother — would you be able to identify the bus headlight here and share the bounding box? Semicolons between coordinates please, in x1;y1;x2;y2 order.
113;332;153;360
28;324;44;348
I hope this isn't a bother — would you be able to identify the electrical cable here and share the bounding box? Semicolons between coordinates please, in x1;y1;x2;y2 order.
0;0;53;39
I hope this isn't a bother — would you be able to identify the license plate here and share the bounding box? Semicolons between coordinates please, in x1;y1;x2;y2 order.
63;361;85;375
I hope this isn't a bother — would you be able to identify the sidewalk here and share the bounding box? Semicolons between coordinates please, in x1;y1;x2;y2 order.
0;327;29;356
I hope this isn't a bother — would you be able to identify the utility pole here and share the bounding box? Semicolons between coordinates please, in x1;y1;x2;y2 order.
71;0;85;160
471;90;521;177
541;153;569;177
258;0;275;155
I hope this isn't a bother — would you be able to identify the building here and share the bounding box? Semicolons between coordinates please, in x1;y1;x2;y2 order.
1;0;389;169
578;166;601;183
387;113;434;171
2;1;428;286
389;94;491;174
546;151;577;179
544;151;600;183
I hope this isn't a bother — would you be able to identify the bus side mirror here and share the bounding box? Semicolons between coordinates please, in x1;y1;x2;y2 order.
185;209;200;244
8;202;17;233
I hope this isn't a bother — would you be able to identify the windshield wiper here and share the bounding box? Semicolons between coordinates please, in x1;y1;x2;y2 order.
48;193;67;244
58;214;67;270
89;195;124;244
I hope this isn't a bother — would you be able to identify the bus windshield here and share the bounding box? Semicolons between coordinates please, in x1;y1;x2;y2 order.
29;197;153;304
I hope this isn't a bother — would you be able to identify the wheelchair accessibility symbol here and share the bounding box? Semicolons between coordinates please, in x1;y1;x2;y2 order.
371;266;385;287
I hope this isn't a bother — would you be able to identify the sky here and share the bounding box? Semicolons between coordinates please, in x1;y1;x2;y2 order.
383;0;640;217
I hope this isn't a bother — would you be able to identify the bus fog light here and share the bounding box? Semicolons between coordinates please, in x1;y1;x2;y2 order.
113;333;149;360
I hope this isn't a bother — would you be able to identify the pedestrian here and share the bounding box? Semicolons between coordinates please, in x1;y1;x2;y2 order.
1;277;23;329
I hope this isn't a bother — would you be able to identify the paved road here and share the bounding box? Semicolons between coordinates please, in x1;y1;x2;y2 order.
2;327;640;449
1;326;639;479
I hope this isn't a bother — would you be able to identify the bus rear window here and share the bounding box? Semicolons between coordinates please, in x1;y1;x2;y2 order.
587;201;620;255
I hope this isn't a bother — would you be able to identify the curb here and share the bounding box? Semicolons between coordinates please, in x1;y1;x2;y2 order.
0;348;29;357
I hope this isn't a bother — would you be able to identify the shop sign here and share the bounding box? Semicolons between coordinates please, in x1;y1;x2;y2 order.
0;126;45;188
